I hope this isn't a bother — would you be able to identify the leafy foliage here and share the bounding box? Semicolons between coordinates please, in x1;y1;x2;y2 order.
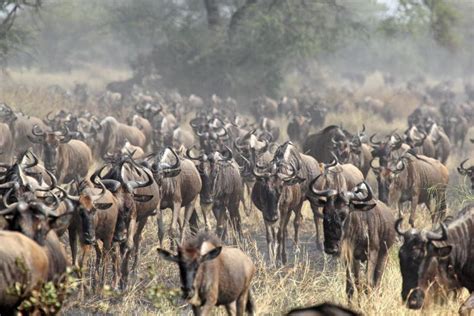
0;0;41;66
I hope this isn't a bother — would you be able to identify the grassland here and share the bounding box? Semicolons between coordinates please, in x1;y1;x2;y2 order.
1;68;473;315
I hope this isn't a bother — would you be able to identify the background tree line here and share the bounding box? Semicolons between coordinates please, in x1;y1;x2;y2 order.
1;0;473;98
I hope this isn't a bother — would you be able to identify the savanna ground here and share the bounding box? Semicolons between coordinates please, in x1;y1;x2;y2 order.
1;67;473;315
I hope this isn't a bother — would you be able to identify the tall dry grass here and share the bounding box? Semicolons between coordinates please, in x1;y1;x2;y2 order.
0;69;472;315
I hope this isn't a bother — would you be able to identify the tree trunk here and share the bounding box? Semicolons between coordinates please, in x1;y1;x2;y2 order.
203;0;220;29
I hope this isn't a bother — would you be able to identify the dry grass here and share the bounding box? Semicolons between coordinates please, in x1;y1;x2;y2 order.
0;68;473;315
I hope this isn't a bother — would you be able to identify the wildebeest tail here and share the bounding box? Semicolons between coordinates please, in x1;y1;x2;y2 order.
246;289;256;315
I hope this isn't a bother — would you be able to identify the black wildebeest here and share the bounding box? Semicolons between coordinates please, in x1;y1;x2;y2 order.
158;232;256;316
396;204;474;314
310;182;396;300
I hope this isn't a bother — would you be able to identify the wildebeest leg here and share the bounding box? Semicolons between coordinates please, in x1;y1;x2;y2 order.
277;207;292;264
93;243;103;291
131;217;148;272
169;201;180;242
111;244;120;290
372;247;388;290
191;305;202;316
228;200;243;240
68;224;78;267
157;209;165;247
311;204;323;251
79;244;91;297
264;222;275;265
293;202;304;251
366;249;380;293
182;197;198;239
213;203;226;240
236;285;250;316
408;196;419;226
346;265;355;301
459;292;474;316
225;302;237;316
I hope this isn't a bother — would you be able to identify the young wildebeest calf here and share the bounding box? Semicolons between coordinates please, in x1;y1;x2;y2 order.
396;204;474;314
310;182;396;300
158;232;256;316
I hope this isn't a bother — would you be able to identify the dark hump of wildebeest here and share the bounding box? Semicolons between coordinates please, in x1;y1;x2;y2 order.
286;302;360;316
303;125;346;163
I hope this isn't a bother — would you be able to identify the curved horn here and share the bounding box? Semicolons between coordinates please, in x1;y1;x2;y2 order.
127;168;154;190
426;223;448;241
457;159;469;175
32;125;45;137
309;174;334;197
392;159;406;174
352;181;374;202
46;111;55;123
395;218;409;236
2;187;18;210
370;133;381;146
186;146;203;161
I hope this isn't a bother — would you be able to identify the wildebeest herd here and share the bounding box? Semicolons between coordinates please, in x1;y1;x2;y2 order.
0;77;473;315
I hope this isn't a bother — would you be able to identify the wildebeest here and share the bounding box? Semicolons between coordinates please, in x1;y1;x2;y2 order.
233;129;272;215
0;122;13;163
187;146;243;239
150;147;201;243
252;160;304;264
458;159;474;191
0;195;73;311
287;113;311;146
132;114;153;150
95;156;160;289
310;182;396;300
287;302;360;316
425;121;450;164
28;126;93;183
303;125;347;163
98;117;146;157
253;141;321;260
0;231;49;313
66;177;121;290
0;103;49;155
376;151;449;226
404;125;436;158
157;232;256;316
396;204;474;314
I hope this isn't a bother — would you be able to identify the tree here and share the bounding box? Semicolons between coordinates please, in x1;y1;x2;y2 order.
0;0;41;67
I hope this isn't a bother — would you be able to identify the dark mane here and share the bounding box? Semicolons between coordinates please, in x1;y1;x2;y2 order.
182;231;222;250
317;125;341;135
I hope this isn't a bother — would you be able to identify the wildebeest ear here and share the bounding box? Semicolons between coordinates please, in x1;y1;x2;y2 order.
431;245;452;258
157;248;179;263
350;202;376;212
200;246;222;263
94;203;113;210
133;194;153;203
49;212;74;232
